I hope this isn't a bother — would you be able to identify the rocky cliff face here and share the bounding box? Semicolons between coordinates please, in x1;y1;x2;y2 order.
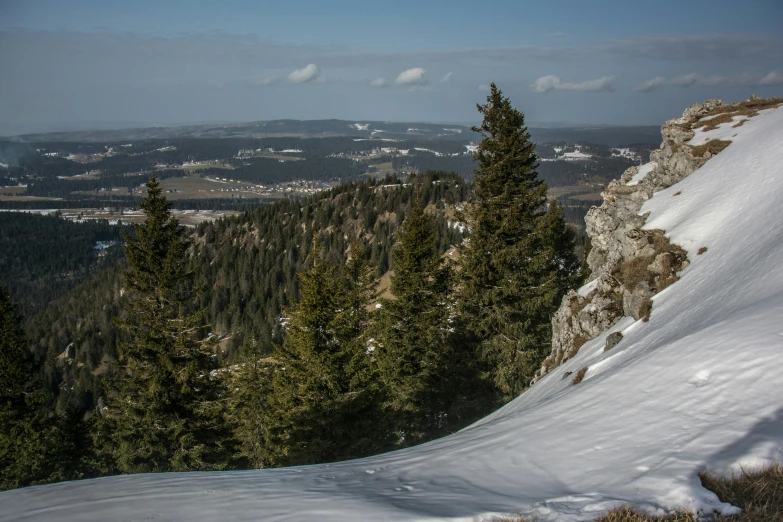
534;99;731;381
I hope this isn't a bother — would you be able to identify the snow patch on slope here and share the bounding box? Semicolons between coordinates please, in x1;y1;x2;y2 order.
627;161;656;186
2;108;782;522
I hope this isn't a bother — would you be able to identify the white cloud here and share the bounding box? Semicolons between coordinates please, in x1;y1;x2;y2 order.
253;77;275;86
478;84;491;92
395;68;427;85
287;64;321;83
369;77;388;88
758;70;783;86
635;71;783;91
670;73;726;87
531;75;615;93
634;76;667;92
440;72;453;83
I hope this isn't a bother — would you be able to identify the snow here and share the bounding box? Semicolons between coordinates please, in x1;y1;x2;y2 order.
3;107;783;522
627;161;657;186
577;278;599;297
414;147;443;156
688;109;775;146
561;150;592;160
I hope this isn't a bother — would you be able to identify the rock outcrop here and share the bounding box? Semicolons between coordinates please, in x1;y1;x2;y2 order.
534;99;730;381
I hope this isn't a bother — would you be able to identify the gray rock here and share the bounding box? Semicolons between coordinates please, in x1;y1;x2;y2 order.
533;100;734;383
605;332;623;351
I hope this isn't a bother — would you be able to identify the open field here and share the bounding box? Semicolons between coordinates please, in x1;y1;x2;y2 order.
0;207;240;227
237;154;303;162
547;183;606;199
364;161;395;178
58;172;101;180
0;186;30;197
179;162;234;171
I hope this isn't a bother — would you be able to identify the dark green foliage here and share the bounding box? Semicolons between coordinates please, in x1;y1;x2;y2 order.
374;195;459;444
226;332;273;469
0;284;93;490
0;212;126;319
94;175;233;473
458;84;580;399
264;245;390;466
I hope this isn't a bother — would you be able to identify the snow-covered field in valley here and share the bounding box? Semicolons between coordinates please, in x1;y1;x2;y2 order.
2;107;782;522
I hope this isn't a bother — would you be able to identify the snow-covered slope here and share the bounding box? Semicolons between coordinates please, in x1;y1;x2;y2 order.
2;107;782;522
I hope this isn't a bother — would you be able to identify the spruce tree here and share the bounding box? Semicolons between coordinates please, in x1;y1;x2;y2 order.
374;194;456;444
265;243;388;466
459;84;579;399
226;331;273;469
95;175;233;473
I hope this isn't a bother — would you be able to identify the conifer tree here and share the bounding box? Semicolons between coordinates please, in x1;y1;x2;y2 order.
374;194;456;444
95;175;233;473
459;84;579;399
227;331;273;469
265;242;388;466
0;284;92;489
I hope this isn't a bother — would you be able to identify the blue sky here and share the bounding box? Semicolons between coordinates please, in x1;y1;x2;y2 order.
1;0;781;133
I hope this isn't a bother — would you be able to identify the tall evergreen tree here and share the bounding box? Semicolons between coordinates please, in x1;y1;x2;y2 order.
265;243;389;466
94;175;233;473
374;194;456;444
458;84;579;399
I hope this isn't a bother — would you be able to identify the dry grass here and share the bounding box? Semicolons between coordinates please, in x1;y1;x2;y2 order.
639;298;652;322
700;463;783;521
693;112;740;132
692;97;783;131
572;334;590;352
595;507;697;521
613;256;655;290
697;247;708;255
690;139;732;158
593;464;783;521
672;191;681;196
570;295;591;316
571;366;588;385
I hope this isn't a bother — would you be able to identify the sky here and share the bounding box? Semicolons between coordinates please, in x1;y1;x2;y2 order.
0;0;781;134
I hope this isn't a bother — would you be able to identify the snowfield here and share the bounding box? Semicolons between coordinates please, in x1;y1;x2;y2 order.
2;107;782;522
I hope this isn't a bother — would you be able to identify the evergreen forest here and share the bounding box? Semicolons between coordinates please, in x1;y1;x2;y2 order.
1;85;584;490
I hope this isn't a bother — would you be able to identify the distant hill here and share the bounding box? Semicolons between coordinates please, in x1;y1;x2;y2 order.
8;119;662;147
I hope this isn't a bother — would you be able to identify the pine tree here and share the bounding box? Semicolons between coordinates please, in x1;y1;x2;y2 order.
374;194;456;444
265;243;388;466
458;84;580;399
95;175;233;473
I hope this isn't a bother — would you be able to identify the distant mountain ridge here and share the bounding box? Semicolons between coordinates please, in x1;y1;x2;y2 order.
6;119;663;147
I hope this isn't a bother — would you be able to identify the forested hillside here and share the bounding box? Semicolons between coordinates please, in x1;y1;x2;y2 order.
24;171;467;414
3;86;581;493
0;213;127;318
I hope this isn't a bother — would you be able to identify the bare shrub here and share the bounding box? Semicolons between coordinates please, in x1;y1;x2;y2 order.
697;247;708;255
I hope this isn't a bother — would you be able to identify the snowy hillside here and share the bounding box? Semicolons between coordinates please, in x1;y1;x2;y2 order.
2;106;782;521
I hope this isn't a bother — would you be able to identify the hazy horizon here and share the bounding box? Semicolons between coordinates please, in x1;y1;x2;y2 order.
1;0;781;134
